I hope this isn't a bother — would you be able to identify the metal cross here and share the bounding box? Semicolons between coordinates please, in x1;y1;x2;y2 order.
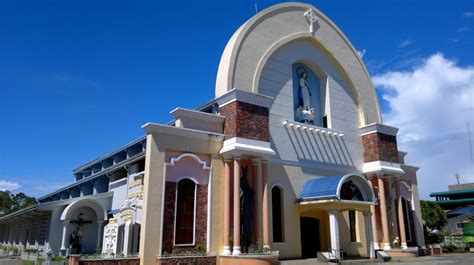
304;9;318;33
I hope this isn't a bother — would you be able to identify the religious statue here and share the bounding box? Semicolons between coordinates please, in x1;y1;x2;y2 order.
295;67;316;123
69;213;92;254
240;166;254;253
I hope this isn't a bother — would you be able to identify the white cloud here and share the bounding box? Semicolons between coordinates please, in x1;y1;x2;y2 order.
373;53;474;199
0;180;22;191
357;49;366;59
457;26;471;32
463;12;474;18
398;39;413;48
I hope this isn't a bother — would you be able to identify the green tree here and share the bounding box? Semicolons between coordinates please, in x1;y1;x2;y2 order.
421;200;448;230
0;191;37;216
421;200;448;244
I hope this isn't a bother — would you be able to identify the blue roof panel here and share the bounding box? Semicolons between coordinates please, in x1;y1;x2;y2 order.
447;206;474;216
299;175;344;200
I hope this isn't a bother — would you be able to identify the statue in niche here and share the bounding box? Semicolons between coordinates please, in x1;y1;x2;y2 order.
340;181;364;201
69;213;92;254
240;166;254;253
295;67;316;123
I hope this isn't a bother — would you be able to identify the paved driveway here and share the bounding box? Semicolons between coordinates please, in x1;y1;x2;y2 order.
390;253;473;265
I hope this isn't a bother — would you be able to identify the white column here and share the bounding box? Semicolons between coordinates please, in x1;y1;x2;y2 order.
363;212;375;259
328;210;340;260
60;220;69;255
122;222;132;256
96;220;104;254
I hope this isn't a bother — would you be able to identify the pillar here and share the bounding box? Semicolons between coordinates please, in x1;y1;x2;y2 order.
363;212;375;259
368;177;380;250
395;179;408;249
60;220;69;256
232;157;241;255
122;222;132;256
262;159;270;249
223;159;232;255
377;176;391;250
328;210;340;260
251;158;262;244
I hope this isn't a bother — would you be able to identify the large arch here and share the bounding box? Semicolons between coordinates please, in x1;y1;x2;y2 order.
215;2;382;125
60;198;107;221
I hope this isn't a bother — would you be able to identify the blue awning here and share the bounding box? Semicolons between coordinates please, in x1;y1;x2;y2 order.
447;206;474;216
299;175;345;200
298;174;374;202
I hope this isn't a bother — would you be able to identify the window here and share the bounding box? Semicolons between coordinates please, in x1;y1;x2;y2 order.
272;186;284;242
349;210;357;242
175;179;196;245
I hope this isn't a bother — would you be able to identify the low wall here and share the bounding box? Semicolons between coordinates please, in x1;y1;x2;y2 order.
157;255;216;264
68;255;140;265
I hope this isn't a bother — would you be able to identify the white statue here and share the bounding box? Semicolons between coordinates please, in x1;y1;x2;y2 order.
295;67;316;123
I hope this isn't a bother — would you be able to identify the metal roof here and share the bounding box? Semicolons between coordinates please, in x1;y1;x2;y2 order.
430;189;474;197
299;175;344;200
447;206;474;216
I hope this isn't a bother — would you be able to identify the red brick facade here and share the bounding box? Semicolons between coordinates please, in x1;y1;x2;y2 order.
362;132;399;163
162;181;208;254
219;101;269;142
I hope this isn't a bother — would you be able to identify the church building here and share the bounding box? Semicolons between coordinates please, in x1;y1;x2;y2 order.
0;2;426;264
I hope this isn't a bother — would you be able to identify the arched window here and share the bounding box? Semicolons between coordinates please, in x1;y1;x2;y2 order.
174;179;196;245
272;186;284;242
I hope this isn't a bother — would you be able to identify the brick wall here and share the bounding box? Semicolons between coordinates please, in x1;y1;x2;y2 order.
162;182;208;254
362;132;399;163
219;101;269;142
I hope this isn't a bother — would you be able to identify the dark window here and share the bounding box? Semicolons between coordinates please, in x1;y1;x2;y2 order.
349;210;357;242
322;115;328;128
175;179;196;245
272;186;284;242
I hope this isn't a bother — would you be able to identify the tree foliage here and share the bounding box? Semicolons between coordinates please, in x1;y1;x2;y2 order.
421;200;448;230
0;190;37;216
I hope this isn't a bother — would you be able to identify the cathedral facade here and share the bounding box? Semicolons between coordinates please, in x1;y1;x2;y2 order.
0;3;425;264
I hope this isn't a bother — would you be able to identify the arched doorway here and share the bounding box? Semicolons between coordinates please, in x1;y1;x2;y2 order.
300;217;320;258
60;198;106;255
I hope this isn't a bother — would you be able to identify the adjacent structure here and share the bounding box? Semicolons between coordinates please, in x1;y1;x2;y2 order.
0;2;426;263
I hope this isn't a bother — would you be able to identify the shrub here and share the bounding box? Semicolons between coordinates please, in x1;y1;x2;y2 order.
195;244;206;253
24;248;38;253
51;256;66;261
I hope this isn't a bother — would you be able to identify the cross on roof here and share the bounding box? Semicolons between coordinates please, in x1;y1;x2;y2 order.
304;9;318;34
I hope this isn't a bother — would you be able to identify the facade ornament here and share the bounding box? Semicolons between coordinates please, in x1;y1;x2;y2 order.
304;9;318;33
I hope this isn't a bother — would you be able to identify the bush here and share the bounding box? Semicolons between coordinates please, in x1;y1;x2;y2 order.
0;245;6;250
9;246;18;253
195;244;206;253
24;248;38;253
51;256;66;261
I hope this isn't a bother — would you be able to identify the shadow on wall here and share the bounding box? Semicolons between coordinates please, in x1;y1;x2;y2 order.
283;126;355;167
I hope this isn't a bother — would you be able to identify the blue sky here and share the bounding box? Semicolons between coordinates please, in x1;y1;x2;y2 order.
0;0;473;199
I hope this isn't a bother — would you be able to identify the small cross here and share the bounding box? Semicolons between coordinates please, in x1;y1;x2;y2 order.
304;9;318;34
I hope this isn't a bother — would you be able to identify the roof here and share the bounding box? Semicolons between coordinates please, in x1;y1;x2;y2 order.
447;206;474;216
299;175;345;200
430;189;474;197
435;198;474;205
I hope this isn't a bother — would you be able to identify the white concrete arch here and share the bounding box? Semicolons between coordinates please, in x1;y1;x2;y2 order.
215;2;382;125
336;174;375;202
60;198;107;221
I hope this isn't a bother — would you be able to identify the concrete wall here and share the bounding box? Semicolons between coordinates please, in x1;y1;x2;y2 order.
260;39;363;171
